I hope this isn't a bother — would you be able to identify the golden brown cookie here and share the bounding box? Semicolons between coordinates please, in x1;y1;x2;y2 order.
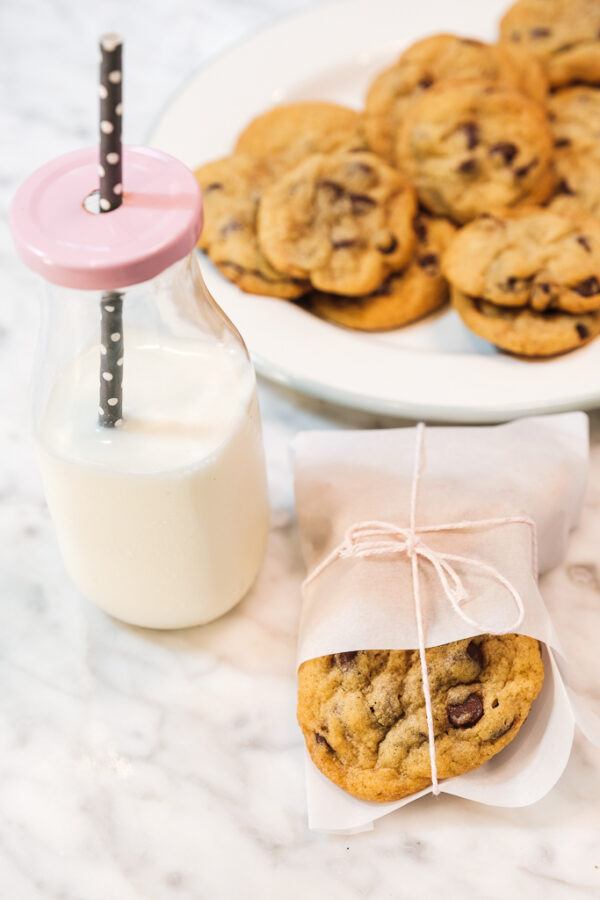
443;208;600;313
395;80;554;224
500;0;600;88
306;214;455;330
298;634;544;802
234;102;366;176
257;151;417;296
194;155;309;298
452;288;600;356
365;34;547;162
547;87;600;219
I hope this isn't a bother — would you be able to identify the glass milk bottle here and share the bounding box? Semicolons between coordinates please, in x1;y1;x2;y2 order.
10;145;269;628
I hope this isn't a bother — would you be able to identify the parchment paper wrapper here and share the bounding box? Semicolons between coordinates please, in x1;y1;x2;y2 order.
291;413;600;833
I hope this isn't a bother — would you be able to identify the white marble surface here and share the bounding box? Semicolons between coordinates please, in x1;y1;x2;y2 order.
1;0;600;897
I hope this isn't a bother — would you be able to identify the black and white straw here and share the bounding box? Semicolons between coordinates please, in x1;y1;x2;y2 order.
98;33;123;211
98;33;124;428
98;292;124;426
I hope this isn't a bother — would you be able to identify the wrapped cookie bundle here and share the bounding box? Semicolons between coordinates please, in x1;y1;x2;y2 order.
292;414;600;832
194;0;600;357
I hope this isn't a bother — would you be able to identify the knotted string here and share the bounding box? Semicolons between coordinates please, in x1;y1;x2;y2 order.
303;423;537;795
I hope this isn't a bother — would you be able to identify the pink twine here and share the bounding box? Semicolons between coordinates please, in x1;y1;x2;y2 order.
303;422;537;796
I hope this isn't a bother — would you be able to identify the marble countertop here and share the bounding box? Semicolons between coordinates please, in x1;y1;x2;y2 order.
2;0;600;896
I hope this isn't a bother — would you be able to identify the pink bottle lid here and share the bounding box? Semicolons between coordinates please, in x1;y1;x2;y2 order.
10;145;203;291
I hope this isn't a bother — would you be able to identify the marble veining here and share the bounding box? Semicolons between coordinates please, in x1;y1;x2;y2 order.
1;0;600;897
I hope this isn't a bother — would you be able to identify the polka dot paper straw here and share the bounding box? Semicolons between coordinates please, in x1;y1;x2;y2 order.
98;291;124;427
99;33;123;212
98;33;124;428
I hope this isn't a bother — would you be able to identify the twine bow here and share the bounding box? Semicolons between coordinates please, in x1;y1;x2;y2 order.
303;423;537;795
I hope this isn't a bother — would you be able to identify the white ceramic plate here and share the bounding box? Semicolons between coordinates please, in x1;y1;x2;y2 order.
148;0;600;422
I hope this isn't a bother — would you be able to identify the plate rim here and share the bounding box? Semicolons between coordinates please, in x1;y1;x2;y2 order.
248;346;600;422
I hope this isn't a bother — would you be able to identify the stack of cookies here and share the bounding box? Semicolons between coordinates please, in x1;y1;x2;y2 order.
443;210;600;356
195;103;457;331
195;0;600;356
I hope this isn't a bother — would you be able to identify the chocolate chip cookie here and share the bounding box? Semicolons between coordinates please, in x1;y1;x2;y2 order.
452;288;600;356
395;80;554;224
547;87;600;220
365;34;547;163
257;151;417;295
306;214;455;330
500;0;600;88
195;155;309;298
235;102;367;176
443;208;600;313
298;634;544;802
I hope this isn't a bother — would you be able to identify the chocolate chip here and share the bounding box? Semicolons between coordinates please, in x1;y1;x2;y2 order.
205;182;224;192
447;693;484;728
315;732;334;752
332;238;358;249
479;212;504;225
577;235;592;253
554;137;571;148
555;178;575;196
466;640;484;668
576;323;590;339
514;157;538;178
377;235;398;255
500;275;532;292
458;158;478;174
413;216;428;242
573;277;600;297
533;281;560;309
489;141;518;164
419;76;434;89
335;650;358;666
491;698;499;708
487;718;516;741
317;179;345;200
530;27;551;38
457;121;480;150
417;253;439;274
350;193;377;214
219;219;243;236
346;161;373;176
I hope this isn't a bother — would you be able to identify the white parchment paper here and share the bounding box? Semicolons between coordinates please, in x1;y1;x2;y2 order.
291;413;600;832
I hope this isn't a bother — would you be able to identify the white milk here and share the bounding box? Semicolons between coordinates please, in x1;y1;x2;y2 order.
37;336;269;628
